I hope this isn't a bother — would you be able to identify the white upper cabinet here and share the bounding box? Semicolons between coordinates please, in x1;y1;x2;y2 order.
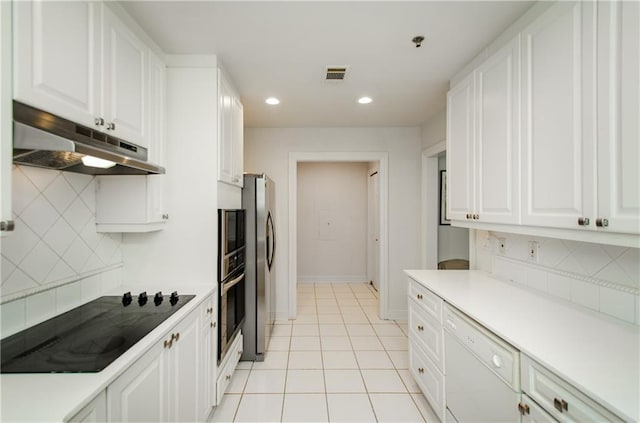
1;1;14;237
520;1;596;230
446;73;475;222
147;49;166;165
14;1;152;149
596;0;640;235
102;6;147;147
13;0;102;128
447;37;520;225
217;69;244;188
475;37;520;224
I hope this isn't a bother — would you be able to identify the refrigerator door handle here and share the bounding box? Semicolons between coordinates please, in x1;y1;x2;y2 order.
267;211;275;270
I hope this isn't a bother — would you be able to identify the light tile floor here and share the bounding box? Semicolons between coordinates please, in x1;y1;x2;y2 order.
211;282;437;423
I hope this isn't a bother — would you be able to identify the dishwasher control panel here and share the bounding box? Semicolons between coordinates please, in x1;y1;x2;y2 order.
444;304;521;390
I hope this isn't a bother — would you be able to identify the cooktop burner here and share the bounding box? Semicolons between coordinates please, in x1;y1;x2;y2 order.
0;291;194;373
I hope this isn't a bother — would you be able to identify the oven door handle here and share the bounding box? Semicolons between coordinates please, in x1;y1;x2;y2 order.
221;273;244;295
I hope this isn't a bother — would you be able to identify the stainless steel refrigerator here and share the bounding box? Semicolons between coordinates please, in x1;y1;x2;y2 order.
241;173;276;361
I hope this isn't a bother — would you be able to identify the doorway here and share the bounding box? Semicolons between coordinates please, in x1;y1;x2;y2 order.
288;152;389;320
422;143;469;269
367;163;380;291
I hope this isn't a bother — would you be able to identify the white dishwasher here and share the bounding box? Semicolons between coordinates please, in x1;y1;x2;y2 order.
444;304;521;422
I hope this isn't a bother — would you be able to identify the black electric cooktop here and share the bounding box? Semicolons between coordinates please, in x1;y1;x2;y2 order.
0;292;194;373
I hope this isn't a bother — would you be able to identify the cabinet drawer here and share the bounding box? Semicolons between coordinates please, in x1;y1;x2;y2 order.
521;355;623;422
521;393;558;423
409;339;445;422
216;332;243;406
409;300;444;372
408;278;443;323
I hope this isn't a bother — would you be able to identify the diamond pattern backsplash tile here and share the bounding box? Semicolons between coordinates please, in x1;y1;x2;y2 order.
481;230;640;324
1;166;123;300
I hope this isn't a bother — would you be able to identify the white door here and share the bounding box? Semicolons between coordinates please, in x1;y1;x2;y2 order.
446;73;475;221
475;36;520;224
367;169;380;291
13;0;101;128
597;0;640;235
102;6;147;147
521;1;596;229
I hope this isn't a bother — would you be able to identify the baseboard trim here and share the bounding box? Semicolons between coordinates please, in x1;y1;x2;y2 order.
297;275;368;284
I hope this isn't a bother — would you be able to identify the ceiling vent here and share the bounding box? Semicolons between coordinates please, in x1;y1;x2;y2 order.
324;66;349;81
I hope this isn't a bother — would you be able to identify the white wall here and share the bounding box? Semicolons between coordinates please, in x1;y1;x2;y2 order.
245;127;422;320
122;66;220;287
474;229;640;325
297;162;368;282
0;166;122;337
421;108;446;149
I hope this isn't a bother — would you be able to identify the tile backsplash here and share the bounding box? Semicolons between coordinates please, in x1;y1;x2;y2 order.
1;165;123;336
474;230;640;325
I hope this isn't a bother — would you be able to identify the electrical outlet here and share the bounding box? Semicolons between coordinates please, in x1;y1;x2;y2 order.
528;241;539;262
498;238;507;255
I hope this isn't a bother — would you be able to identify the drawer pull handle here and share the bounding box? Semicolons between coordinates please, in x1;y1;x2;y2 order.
518;403;530;415
417;325;424;331
553;398;568;413
226;374;231;381
164;339;173;348
418;367;424;374
416;294;423;300
211;321;216;328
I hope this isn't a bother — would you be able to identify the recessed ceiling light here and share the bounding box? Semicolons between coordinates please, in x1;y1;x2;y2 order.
358;97;373;104
265;97;280;105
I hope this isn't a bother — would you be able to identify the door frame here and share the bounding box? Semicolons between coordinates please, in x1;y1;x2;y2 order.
288;152;389;320
421;141;446;269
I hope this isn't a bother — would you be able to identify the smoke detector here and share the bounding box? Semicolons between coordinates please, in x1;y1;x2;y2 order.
324;66;349;81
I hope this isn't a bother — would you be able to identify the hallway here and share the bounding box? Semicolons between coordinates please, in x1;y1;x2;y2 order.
211;282;434;422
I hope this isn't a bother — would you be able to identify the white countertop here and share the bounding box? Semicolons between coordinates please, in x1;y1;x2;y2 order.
404;269;640;422
0;282;216;422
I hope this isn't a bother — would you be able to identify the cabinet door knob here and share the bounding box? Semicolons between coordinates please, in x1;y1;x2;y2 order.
226;374;231;380
106;122;116;131
418;367;424;374
0;220;15;232
95;117;104;126
164;339;173;348
474;214;479;220
466;213;471;219
210;321;216;328
417;325;424;331
577;217;590;226
596;218;609;227
416;294;423;300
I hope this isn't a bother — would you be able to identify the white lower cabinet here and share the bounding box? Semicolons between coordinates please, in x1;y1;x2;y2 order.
408;279;445;421
67;392;107;423
521;355;624;423
199;295;217;421
409;339;446;420
107;342;167;422
107;297;216;422
519;393;558;423
216;332;243;406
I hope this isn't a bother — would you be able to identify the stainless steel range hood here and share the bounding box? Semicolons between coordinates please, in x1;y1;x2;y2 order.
12;101;165;175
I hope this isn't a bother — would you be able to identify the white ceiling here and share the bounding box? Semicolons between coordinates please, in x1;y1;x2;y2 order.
120;1;534;128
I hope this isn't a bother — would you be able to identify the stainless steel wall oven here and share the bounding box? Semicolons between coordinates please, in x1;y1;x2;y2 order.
218;209;246;363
